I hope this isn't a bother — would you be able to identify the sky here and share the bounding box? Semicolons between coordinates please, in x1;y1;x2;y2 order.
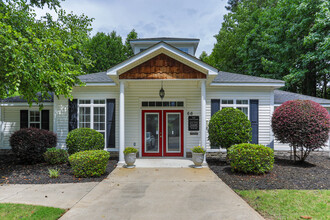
34;0;229;57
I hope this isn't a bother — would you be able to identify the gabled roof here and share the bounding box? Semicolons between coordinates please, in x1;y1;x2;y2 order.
274;90;330;105
78;72;114;83
107;41;219;79
213;71;284;84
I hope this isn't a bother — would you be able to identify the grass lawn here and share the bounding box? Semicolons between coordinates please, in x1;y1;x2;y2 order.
237;190;330;220
0;203;65;220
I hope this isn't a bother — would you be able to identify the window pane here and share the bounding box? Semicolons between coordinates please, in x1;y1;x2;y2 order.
94;99;105;104
237;100;248;105
79;100;91;104
142;102;148;107
170;101;176;107
146;114;159;152
30;123;40;129
177;102;184;107
156;102;162;106
221;99;234;104
79;107;91;128
30;111;40;123
237;107;248;116
149;102;155;107
93;107;105;131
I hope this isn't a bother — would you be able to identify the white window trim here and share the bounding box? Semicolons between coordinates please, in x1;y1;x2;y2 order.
77;99;107;146
29;110;41;129
220;99;250;119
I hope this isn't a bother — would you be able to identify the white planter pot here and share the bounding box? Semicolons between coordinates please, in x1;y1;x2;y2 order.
124;153;136;168
192;152;204;168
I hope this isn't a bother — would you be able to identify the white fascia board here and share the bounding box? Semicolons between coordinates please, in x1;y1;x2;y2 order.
85;83;116;86
107;42;218;76
210;82;285;87
0;102;54;107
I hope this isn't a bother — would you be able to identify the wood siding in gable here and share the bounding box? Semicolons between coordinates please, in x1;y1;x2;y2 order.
119;53;206;80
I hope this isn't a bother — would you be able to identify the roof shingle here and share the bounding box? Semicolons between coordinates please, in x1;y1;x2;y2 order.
274;90;330;104
0;92;54;103
78;72;113;83
213;71;284;83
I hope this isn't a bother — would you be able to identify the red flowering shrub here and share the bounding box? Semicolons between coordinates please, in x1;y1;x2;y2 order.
10;127;57;164
272;100;330;161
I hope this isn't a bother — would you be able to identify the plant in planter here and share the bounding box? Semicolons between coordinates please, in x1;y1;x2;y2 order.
191;146;206;168
123;147;138;168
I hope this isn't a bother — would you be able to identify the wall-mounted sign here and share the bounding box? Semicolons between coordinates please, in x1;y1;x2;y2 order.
188;116;199;131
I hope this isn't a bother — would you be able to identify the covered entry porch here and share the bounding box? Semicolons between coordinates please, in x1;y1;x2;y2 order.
117;80;207;164
106;42;219;163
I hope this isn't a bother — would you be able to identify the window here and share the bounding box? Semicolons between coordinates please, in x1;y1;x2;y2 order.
141;101;184;107
221;99;249;118
29;111;41;128
78;99;106;143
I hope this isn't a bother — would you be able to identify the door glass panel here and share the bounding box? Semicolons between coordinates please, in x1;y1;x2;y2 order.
167;113;180;152
145;114;159;152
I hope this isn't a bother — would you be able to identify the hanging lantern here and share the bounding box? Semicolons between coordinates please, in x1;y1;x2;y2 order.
159;81;165;100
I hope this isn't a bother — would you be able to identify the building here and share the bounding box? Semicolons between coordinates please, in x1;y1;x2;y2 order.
1;37;329;163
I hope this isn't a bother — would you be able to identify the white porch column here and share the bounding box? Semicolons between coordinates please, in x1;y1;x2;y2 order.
119;81;125;164
201;80;207;164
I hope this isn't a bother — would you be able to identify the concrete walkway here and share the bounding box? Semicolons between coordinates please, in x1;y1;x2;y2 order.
0;182;98;209
60;167;264;220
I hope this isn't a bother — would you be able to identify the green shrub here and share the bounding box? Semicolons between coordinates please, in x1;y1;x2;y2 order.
48;168;60;178
68;150;110;177
227;143;274;174
66;128;104;155
191;146;206;154
208;108;252;151
123;147;138;154
44;148;68;165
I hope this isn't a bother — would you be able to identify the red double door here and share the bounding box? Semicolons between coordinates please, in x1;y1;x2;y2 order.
142;110;184;157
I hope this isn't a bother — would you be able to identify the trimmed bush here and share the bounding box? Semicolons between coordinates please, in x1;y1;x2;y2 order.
123;147;138;154
208;108;252;151
68;150;110;177
10;127;57;164
272;100;330;162
66;128;104;155
44;148;69;165
228;143;274;174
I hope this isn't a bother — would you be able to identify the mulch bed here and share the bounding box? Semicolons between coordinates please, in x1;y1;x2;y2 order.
207;151;330;190
0;155;118;184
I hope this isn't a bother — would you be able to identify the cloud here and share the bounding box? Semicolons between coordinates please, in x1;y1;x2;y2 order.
34;0;229;56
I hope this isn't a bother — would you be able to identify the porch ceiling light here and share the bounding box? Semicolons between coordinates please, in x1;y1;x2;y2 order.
159;81;165;100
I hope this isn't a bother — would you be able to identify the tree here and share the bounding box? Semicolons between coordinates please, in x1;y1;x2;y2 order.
208;0;329;98
124;29;138;58
0;0;93;105
84;31;126;73
207;0;270;73
29;0;63;10
272;100;330;162
84;29;138;73
208;108;252;152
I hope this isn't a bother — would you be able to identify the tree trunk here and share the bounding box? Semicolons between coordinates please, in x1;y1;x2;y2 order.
303;63;316;97
323;74;327;99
